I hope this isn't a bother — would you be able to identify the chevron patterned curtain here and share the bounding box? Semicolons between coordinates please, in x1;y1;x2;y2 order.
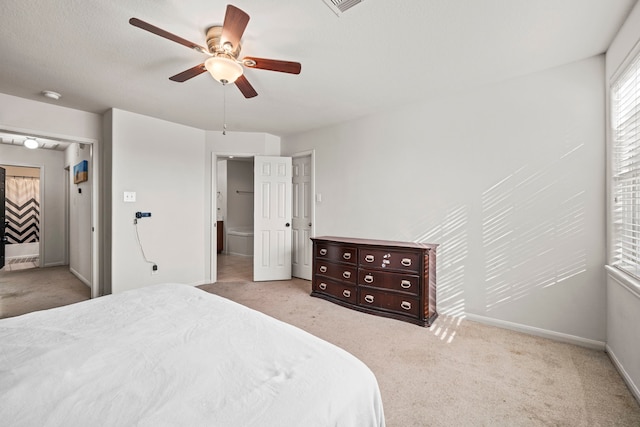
5;177;40;244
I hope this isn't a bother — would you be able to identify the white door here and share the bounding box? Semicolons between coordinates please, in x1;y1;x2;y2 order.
253;156;292;281
292;155;313;280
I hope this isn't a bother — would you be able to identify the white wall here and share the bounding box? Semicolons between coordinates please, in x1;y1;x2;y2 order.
226;160;254;231
0;93;101;144
0;145;66;267
0;92;102;293
65;143;92;285
604;0;640;403
107;109;206;293
216;159;227;222
282;56;606;344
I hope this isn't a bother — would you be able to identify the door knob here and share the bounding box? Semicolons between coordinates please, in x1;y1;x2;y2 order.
285;223;290;227
308;222;312;227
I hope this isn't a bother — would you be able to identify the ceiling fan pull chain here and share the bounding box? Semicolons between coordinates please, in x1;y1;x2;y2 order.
222;83;227;136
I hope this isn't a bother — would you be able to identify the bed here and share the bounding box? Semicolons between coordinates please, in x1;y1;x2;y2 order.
0;283;385;426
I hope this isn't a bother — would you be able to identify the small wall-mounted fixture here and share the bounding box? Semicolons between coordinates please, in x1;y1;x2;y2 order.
41;90;61;100
24;138;38;149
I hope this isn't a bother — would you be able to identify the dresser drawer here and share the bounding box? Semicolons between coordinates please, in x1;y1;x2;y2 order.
313;278;357;305
359;248;421;273
358;269;420;296
315;261;357;284
315;243;357;265
358;289;420;318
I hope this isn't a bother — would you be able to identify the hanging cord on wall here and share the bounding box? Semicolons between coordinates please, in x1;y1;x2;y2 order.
134;218;157;268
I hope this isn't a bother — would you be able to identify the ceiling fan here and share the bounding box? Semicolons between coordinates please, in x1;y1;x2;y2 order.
129;4;301;99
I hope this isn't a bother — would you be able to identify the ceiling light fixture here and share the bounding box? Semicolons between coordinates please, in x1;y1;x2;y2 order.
41;90;62;100
24;138;39;149
204;56;243;84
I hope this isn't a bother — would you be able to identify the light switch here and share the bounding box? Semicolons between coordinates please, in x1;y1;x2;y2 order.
316;193;322;203
124;191;136;202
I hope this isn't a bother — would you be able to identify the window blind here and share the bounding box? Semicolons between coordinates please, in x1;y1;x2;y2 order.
612;51;640;278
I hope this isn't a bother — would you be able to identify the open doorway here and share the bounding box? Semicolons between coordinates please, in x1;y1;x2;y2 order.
0;165;41;271
210;151;315;284
0;129;99;299
216;156;255;282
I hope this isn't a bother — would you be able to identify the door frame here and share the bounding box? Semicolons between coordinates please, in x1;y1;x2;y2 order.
210;151;258;283
0;125;99;298
210;150;316;283
291;150;316;281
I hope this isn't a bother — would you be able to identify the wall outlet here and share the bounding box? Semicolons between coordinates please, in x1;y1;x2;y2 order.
124;191;136;202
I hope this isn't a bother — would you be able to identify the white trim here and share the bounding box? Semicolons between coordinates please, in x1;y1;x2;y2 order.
70;266;91;288
465;313;606;350
606;344;640;404
609;36;640;84
605;264;640;299
43;261;65;268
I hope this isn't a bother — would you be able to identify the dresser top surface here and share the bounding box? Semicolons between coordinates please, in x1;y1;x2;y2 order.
312;236;438;251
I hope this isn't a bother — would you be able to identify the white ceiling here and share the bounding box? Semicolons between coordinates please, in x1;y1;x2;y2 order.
0;0;636;137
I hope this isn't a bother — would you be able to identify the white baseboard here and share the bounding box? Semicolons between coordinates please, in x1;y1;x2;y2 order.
43;261;65;268
606;344;640;404
464;313;606;350
70;267;91;288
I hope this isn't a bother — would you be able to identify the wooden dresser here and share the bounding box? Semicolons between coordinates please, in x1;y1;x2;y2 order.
311;236;438;326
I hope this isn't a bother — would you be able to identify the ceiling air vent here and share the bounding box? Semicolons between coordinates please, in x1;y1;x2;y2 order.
322;0;364;16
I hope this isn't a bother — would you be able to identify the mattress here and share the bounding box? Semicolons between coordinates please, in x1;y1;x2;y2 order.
0;283;385;426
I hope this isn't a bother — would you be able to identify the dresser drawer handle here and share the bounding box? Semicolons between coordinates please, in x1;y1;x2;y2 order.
319;248;328;256
364;274;374;284
364;254;375;263
343;271;351;279
364;295;374;303
401;301;412;310
343;252;351;260
319;266;327;273
401;258;412;267
319;282;327;290
400;280;411;289
343;290;351;298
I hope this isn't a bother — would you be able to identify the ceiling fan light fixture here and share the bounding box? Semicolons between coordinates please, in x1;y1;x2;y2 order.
205;56;243;84
24;138;39;149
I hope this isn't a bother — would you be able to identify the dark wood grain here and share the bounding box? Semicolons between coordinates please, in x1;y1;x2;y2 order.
243;57;301;74
311;236;438;327
169;64;207;82
234;74;258;98
221;5;250;51
129;18;207;53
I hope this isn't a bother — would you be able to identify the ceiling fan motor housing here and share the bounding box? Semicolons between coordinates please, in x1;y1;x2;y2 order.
206;26;241;58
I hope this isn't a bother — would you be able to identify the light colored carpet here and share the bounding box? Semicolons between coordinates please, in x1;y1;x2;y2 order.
199;277;640;427
2;258;638;425
0;265;90;318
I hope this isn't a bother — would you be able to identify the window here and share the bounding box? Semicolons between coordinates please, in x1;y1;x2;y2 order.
612;51;640;278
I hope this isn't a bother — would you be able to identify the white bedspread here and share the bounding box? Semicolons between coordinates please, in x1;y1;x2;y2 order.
0;283;385;427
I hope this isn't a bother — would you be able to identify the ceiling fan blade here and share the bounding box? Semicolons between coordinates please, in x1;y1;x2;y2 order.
235;75;258;98
129;18;208;54
169;64;207;82
242;57;301;74
221;5;250;52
